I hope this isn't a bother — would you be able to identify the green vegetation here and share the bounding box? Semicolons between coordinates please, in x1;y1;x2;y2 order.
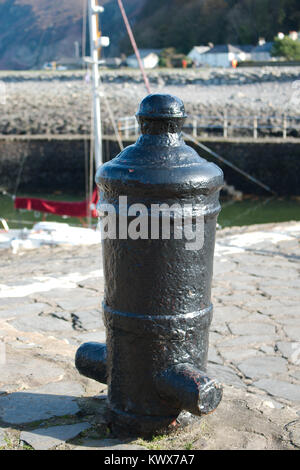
121;0;300;54
158;48;191;68
135;433;170;450
218;197;300;228
185;442;194;450
272;37;300;60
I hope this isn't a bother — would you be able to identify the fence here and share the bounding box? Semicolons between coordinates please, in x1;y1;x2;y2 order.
115;113;300;140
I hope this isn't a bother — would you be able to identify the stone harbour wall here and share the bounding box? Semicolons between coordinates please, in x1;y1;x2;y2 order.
0;137;299;196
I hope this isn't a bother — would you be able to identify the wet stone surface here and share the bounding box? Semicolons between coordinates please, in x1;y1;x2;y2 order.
20;423;92;450
0;222;299;450
0;382;84;424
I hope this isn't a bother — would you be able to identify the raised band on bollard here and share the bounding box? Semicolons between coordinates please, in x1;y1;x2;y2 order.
76;93;224;436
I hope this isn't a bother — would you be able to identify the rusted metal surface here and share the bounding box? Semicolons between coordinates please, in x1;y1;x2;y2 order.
75;94;224;436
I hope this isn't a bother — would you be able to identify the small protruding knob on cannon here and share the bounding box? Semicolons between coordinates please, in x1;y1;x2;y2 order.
75;342;107;384
136;93;187;135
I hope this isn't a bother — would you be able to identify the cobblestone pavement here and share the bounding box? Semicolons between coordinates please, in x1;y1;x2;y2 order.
0;221;299;450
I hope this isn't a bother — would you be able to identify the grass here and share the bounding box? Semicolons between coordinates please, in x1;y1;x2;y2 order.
184;442;194;450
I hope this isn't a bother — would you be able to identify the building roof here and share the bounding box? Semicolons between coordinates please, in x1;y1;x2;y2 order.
203;44;245;54
127;49;162;60
236;45;254;53
251;42;273;53
189;46;211;54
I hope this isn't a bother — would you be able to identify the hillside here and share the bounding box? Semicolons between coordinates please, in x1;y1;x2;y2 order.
0;0;299;70
0;0;144;70
121;0;300;53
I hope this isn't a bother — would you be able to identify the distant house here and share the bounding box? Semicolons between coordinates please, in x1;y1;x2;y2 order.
126;49;161;69
187;46;211;66
103;57;122;68
237;45;253;61
250;41;273;62
289;31;299;41
56;57;83;70
200;44;246;67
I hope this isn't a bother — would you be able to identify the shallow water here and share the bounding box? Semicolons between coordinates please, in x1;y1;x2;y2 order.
219;197;300;228
0;193;87;230
0;193;299;230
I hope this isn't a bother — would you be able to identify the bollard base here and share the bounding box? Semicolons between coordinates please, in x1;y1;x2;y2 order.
106;406;179;438
106;406;205;438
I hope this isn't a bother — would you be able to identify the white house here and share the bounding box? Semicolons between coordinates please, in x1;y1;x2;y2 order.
289;31;299;41
126;49;161;69
199;44;246;68
187;46;211;66
250;41;273;62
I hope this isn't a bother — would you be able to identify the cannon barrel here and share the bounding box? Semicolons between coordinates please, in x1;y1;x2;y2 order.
76;93;224;436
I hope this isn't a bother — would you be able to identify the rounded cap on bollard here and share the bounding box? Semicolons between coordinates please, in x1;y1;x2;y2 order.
136;93;187;120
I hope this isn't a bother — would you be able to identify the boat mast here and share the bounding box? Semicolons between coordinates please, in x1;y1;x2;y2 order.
88;0;104;169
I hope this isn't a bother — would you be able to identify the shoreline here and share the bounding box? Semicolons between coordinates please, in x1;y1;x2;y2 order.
0;67;299;136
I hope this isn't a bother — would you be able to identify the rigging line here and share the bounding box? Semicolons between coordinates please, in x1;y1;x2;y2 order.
183;132;277;196
82;0;88;62
117;0;275;196
102;92;124;151
98;77;124;151
13;146;29;198
88;101;95;229
117;0;151;94
92;3;123;153
223;196;276;227
84;134;89;216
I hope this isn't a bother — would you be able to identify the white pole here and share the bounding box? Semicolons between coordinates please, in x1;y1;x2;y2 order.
88;0;103;169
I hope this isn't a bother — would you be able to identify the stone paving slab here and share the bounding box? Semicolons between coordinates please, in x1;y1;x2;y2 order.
276;341;299;362
213;305;250;322
286;421;300;448
217;334;279;350
220;348;264;362
0;382;84;424
283;326;300;342
0;221;299;449
253;379;300;403
70;330;107;345
71;310;102;331
237;356;288;380
20;422;91;450
0;297;33;310
207;364;246;389
0;353;66;390
228;321;276;336
0;303;51;319
9;315;74;333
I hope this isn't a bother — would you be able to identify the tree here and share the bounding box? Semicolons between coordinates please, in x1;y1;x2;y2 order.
271;37;300;60
119;0;300;54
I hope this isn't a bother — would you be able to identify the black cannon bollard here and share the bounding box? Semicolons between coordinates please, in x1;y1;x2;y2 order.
76;94;224;436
